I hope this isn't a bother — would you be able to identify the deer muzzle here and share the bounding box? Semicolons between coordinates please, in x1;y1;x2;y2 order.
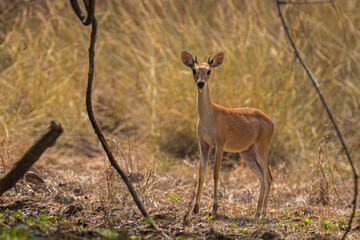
197;81;205;89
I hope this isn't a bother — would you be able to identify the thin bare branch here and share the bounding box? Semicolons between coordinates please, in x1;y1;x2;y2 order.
69;0;170;238
276;1;358;239
69;0;94;25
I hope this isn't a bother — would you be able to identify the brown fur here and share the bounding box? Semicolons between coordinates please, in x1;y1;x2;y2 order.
181;51;274;218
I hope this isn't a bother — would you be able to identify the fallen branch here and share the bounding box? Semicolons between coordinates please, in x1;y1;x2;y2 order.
276;1;358;239
0;121;63;196
69;0;170;238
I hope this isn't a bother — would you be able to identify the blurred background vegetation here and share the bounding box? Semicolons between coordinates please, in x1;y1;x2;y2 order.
0;0;359;174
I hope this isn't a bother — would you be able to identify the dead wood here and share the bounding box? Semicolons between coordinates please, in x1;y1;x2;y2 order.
0;121;63;196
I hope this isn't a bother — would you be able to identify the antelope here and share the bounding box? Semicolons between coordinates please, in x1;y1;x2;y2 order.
181;51;274;218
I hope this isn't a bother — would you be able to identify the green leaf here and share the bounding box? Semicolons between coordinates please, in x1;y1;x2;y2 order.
206;214;213;225
240;229;251;234
169;194;180;200
143;217;155;226
304;217;310;225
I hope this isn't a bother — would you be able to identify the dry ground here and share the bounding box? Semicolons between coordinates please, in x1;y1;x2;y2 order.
0;138;358;239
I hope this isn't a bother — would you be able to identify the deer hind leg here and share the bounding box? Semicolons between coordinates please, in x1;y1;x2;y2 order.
212;146;224;214
240;144;265;219
193;142;211;213
255;136;273;217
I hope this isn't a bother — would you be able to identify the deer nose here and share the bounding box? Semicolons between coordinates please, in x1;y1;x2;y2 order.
197;81;205;89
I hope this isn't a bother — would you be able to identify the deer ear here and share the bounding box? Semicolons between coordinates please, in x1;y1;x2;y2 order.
181;51;194;68
210;52;224;68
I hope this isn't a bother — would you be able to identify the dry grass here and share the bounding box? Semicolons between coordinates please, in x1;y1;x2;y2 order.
0;146;358;239
0;1;359;162
0;0;359;239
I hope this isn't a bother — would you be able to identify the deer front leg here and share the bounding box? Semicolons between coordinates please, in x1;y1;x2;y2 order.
193;142;211;213
212;146;224;214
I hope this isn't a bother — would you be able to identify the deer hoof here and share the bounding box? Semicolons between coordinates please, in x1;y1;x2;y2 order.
212;203;218;214
192;204;199;214
256;217;265;224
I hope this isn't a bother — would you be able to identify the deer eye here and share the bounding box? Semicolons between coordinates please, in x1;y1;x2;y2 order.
207;71;211;75
192;69;196;75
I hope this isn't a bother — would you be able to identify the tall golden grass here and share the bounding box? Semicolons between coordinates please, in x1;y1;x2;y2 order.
0;1;359;172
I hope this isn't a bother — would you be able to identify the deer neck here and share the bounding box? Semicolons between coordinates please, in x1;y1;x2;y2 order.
197;84;213;121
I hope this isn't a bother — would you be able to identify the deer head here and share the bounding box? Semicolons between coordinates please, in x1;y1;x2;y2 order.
181;51;224;92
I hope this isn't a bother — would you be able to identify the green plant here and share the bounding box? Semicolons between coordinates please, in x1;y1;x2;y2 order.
290;223;298;231
282;208;293;221
337;217;347;230
176;235;193;240
205;214;213;225
304;217;310;227
279;220;288;231
97;228;119;239
143;216;155;226
169;194;180;200
1;226;30;240
350;209;356;216
12;209;22;220
322;219;334;235
229;222;239;228
131;235;142;240
240;229;251;234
